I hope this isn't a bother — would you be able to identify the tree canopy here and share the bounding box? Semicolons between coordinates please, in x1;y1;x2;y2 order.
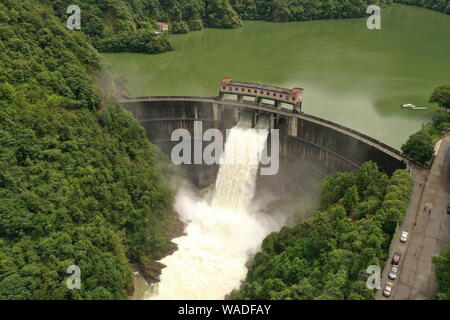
401;131;435;165
0;0;175;299
429;83;450;110
32;1;449;54
231;162;413;300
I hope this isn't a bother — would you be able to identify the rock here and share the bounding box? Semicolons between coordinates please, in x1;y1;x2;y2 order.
141;260;166;284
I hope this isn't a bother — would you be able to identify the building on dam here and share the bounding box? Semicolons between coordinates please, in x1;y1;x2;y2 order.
219;77;304;114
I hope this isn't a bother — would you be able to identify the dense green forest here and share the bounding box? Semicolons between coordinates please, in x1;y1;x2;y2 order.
41;0;242;53
230;0;393;22
34;1;449;54
231;162;413;300
230;0;449;22
0;0;175;299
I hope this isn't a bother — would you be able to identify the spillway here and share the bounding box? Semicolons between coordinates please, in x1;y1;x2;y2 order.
147;111;278;300
212;111;270;213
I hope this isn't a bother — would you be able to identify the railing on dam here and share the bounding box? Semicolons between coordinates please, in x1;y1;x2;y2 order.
118;95;425;170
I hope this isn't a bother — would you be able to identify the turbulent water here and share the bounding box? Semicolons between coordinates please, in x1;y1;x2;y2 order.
212;111;270;213
147;112;279;300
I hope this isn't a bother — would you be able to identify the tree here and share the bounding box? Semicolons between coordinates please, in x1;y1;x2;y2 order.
429;83;450;110
204;0;242;28
432;112;450;128
340;185;359;213
171;21;190;33
0;82;15;103
401;131;434;164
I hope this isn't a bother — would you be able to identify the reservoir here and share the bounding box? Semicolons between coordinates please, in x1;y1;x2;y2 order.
104;4;450;149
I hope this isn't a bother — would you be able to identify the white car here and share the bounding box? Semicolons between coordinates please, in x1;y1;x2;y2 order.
388;265;399;280
400;231;409;243
383;282;394;297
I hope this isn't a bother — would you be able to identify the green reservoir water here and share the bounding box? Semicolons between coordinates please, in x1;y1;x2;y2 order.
103;5;450;149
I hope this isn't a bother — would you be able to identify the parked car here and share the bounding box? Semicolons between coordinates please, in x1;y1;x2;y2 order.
383;282;394;297
392;252;401;265
388;265;399;280
400;231;409;243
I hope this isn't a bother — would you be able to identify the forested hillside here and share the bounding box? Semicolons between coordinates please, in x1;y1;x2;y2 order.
230;0;393;22
231;162;413;300
230;0;449;22
0;0;175;299
35;1;449;54
40;0;241;53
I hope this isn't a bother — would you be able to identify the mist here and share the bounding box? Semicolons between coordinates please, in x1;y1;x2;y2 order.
146;112;282;299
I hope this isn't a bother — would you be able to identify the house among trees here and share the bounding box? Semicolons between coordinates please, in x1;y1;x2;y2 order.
155;22;169;32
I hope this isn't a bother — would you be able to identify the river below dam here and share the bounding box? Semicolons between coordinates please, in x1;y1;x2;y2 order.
142;111;280;300
104;4;450;149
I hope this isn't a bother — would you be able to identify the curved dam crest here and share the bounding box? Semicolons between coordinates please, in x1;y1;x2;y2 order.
119;96;418;193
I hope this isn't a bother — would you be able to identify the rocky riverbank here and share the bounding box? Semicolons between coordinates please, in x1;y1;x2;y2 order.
128;209;186;299
142;211;186;284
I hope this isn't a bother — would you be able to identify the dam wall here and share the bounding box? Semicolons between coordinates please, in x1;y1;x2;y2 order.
122;98;409;193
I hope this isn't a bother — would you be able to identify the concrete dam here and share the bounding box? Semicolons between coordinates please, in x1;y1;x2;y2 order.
119;92;416;195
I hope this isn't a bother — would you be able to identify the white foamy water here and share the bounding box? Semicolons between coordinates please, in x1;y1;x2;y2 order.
147;112;279;300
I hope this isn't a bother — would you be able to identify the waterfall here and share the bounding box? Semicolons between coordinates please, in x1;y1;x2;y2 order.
212;111;270;213
147;111;278;300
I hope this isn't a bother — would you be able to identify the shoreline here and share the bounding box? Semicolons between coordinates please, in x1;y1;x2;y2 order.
129;209;186;300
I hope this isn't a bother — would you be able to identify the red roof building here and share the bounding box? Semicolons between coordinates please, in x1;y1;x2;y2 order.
219;77;304;113
155;22;168;32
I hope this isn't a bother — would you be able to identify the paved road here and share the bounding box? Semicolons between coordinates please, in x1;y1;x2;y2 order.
377;135;450;300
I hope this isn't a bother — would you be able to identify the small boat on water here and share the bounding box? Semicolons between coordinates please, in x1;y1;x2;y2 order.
401;103;427;110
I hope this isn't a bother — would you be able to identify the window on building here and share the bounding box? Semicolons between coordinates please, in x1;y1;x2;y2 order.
273;93;276;97
235;87;238;91
242;88;245;92
254;90;257;94
248;89;251;93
